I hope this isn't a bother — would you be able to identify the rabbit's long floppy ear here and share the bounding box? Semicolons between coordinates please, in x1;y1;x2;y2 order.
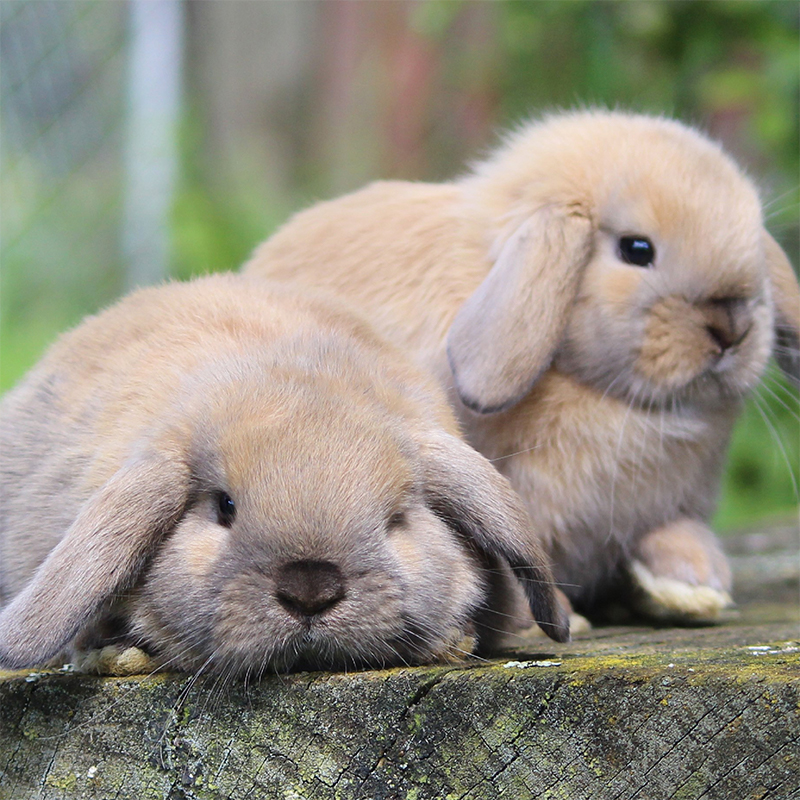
447;208;593;414
0;449;189;669
764;231;800;380
420;430;570;643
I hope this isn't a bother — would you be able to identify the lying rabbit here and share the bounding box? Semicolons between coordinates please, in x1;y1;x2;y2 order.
244;110;800;623
0;274;567;676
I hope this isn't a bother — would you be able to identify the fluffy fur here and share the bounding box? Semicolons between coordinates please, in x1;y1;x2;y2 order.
243;109;800;621
0;274;568;677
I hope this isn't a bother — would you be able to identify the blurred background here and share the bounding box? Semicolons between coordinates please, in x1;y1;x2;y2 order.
1;0;797;530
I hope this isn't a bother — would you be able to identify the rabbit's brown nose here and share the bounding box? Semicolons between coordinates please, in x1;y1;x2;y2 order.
275;560;346;617
702;298;751;354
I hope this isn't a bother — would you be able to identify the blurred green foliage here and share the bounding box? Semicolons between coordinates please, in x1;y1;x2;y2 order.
717;370;799;529
0;167;126;392
1;0;797;529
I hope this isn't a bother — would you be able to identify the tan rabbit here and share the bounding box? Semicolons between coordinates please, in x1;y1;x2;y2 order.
0;273;568;676
243;109;800;623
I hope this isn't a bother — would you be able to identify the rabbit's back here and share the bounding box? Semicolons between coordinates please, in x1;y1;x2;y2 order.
249;181;488;375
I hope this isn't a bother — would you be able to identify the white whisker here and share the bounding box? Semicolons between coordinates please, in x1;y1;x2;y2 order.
757;380;800;424
752;395;799;500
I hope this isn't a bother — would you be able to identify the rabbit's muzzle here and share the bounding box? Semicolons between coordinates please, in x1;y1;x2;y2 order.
635;293;763;395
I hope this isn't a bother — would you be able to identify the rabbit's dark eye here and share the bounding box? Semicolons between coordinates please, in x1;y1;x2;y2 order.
618;236;655;267
217;492;236;527
387;510;406;531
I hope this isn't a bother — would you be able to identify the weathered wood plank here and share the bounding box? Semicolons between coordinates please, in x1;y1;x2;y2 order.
1;524;797;800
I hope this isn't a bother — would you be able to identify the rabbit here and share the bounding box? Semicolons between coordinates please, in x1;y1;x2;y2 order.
0;272;569;677
243;109;800;624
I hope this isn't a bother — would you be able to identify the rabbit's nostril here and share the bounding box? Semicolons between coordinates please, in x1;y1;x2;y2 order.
706;321;751;354
703;298;751;354
706;323;735;353
275;560;346;618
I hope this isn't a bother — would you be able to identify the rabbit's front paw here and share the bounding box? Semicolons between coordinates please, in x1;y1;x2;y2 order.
629;519;733;623
71;645;159;676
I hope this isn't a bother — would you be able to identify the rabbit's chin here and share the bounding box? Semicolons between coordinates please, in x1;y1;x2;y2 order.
605;366;760;411
268;627;473;674
149;622;473;678
556;333;771;410
575;368;760;412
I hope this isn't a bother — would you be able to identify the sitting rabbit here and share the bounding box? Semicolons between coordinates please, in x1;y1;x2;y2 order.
243;110;799;623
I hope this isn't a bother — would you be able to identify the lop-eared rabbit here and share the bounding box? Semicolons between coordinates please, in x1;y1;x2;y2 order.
0;274;567;677
244;110;800;623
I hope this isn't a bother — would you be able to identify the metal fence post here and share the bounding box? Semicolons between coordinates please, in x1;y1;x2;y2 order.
122;0;184;290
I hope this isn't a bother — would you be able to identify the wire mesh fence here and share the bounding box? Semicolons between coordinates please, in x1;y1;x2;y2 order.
1;0;182;389
1;1;127;389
